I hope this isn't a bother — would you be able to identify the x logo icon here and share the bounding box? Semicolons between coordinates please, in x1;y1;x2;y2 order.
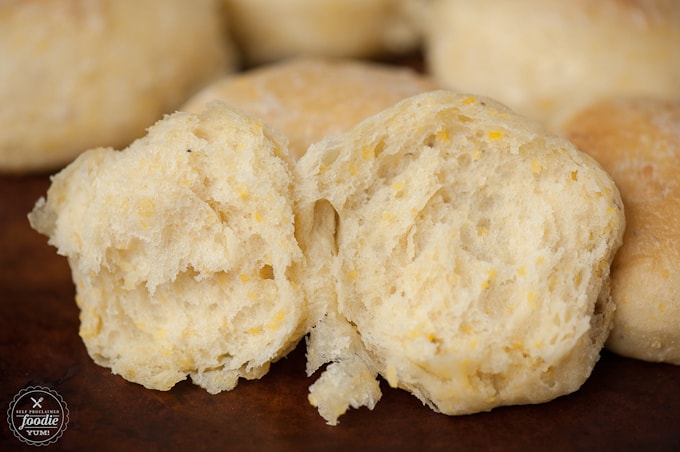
30;397;43;409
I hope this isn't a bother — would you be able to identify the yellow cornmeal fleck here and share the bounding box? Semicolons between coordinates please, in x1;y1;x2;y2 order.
536;256;545;265
392;182;405;192
180;357;194;369
138;198;154;218
527;291;536;308
406;328;421;339
272;146;285;160
248;326;263;335
574;272;582;286
216;272;230;285
239;273;249;283
382;212;393;221
462;96;477;105
362;146;374;161
531;160;542;173
594;260;608;277
254;211;263;222
487;131;503;140
472;147;481;161
348;270;357;280
571;170;579;181
349;164;358;176
436;130;450;142
481;269;496;289
266;310;286;330
518;265;527;276
238;188;249;200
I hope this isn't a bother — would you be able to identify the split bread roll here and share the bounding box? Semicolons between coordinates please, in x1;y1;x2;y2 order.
181;57;439;160
296;90;626;425
0;0;237;173
29;102;310;393
424;0;680;131
565;97;680;365
221;0;426;65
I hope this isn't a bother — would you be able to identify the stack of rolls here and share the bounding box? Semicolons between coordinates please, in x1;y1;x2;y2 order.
19;0;679;428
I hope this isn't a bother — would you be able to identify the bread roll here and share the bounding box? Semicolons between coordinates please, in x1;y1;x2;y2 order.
0;0;237;173
221;0;426;64
29;102;310;393
424;0;680;131
296;90;625;425
565;97;680;365
181;57;439;161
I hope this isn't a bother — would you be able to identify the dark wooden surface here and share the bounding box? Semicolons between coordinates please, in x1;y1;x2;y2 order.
1;172;679;452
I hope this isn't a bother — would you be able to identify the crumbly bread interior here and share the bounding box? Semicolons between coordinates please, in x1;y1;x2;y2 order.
565;97;680;365
296;90;625;424
29;102;309;393
181;57;438;160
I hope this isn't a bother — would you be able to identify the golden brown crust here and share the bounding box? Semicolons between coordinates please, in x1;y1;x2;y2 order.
566;97;680;364
424;0;680;131
0;0;235;173
181;57;439;160
220;0;425;64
